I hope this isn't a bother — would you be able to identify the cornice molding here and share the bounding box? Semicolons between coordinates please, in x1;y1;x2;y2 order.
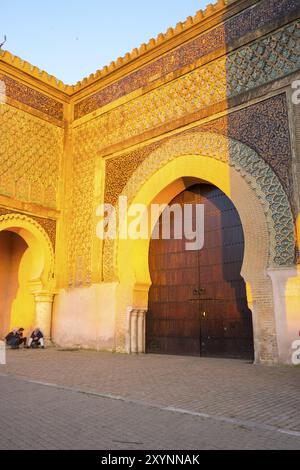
0;49;72;95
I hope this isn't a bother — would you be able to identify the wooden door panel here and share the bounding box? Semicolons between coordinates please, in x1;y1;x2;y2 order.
146;184;254;359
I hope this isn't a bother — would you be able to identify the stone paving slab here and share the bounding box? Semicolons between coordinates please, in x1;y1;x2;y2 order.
0;374;299;450
1;348;300;435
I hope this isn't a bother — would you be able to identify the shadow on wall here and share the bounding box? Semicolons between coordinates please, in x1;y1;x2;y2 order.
0;230;35;339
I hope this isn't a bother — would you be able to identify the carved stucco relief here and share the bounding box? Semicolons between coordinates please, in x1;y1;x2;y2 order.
103;133;295;281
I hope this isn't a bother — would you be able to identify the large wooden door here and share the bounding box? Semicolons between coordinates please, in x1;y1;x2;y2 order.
146;184;254;360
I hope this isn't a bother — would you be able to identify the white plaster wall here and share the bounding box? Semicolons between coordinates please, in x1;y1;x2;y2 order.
268;267;300;364
52;283;117;350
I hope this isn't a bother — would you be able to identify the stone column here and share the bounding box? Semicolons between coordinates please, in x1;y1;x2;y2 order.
34;293;54;343
128;308;147;354
130;309;139;353
245;274;278;364
137;310;146;353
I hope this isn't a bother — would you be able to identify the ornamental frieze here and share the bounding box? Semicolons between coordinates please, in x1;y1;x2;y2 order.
103;133;295;281
74;21;300;153
105;142;162;207
0;74;64;121
0;104;63;209
104;94;295;217
74;0;300;119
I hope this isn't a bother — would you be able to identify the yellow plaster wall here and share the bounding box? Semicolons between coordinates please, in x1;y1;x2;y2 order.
0;231;26;337
9;245;36;337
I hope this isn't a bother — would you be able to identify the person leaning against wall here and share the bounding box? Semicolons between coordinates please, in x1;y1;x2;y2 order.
5;328;27;349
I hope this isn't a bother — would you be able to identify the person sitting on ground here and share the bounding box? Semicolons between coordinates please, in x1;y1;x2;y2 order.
5;328;27;349
27;328;44;349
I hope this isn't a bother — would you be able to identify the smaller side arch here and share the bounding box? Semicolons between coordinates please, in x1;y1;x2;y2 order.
0;213;54;289
0;213;55;340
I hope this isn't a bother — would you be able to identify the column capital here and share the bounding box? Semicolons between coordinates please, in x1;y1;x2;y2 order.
34;292;54;303
28;278;43;294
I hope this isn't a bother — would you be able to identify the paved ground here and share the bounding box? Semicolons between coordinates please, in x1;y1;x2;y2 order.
0;348;299;450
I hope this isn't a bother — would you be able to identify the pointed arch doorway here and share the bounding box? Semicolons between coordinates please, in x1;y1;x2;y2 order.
146;183;254;359
0;213;55;342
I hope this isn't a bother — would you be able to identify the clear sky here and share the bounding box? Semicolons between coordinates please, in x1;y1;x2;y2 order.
0;0;211;84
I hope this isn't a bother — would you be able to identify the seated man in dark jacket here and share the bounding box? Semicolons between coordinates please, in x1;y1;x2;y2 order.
27;328;44;349
5;328;27;348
